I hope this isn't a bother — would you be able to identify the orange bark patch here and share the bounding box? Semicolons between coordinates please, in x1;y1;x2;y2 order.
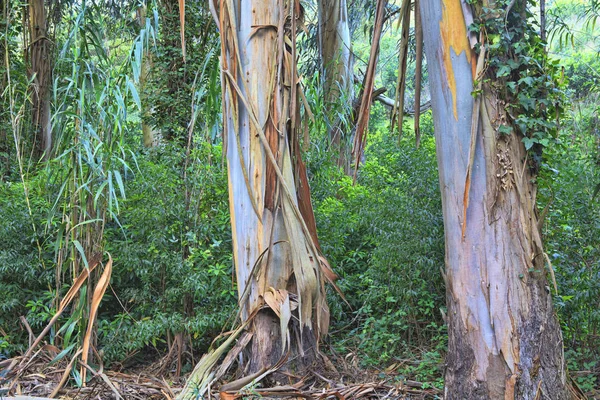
439;0;473;119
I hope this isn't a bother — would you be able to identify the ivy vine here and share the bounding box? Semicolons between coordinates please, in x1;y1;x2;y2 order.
468;0;567;167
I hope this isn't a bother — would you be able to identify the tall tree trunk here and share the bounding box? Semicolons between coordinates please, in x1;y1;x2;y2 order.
420;1;570;399
220;0;329;374
1;0;8;177
318;0;353;173
28;0;51;159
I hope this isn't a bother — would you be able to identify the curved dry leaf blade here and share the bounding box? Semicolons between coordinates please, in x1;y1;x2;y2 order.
80;254;113;384
462;45;486;240
178;0;186;62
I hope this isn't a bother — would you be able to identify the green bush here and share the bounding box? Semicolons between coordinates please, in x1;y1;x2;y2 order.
309;112;447;368
538;101;600;384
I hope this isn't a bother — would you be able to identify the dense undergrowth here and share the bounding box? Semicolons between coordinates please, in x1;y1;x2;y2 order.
0;0;598;395
1;102;598;390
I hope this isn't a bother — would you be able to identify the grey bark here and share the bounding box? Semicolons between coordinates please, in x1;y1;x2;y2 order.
419;1;570;398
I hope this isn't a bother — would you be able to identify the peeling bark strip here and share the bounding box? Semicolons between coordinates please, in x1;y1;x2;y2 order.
420;0;570;398
219;0;330;373
351;0;386;182
391;0;411;138
413;0;424;147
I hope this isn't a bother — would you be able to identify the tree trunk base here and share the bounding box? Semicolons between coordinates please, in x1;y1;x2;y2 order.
245;309;319;384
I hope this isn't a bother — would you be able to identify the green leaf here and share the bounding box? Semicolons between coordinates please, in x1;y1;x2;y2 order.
73;240;89;269
50;343;77;365
496;64;512;78
126;78;141;111
114;170;126;199
522;137;536;150
498;125;512;135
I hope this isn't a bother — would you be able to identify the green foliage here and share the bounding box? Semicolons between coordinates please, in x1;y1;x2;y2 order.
307;109;446;370
0;143;236;365
101;143;235;364
560;51;600;98
1;1;599;395
144;1;220;143
0;179;54;356
548;0;600;51
470;0;566;162
0;0;233;371
1;0;30;180
392;348;445;390
538;102;600;390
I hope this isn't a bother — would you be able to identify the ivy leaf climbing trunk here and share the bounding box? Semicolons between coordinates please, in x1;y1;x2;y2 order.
318;0;354;173
219;0;330;374
419;1;571;398
28;0;52;159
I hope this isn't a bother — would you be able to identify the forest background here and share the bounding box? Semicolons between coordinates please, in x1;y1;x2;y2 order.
0;0;599;397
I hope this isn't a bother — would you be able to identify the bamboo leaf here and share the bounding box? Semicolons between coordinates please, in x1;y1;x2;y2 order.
113;170;126;199
49;343;77;365
8;254;102;373
73;240;89;270
126;78;141;111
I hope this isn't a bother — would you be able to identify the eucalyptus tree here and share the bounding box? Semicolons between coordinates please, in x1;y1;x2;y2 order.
318;0;354;171
420;1;569;398
218;0;331;372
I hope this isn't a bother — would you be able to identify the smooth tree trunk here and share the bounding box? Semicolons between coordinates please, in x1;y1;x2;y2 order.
136;5;156;148
419;1;570;399
28;0;52;159
318;0;354;172
219;0;329;375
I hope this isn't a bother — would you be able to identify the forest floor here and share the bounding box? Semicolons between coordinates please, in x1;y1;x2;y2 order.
0;347;443;400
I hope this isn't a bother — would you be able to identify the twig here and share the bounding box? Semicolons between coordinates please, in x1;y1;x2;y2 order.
19;316;34;348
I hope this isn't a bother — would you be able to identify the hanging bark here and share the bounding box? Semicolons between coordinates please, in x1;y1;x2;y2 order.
390;0;410;138
351;0;386;182
420;1;570;398
219;0;330;374
318;0;354;172
413;0;424;148
28;0;52;160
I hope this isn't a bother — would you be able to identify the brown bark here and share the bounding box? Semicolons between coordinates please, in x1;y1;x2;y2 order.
351;0;386;181
1;0;9;176
419;1;571;398
28;0;52;160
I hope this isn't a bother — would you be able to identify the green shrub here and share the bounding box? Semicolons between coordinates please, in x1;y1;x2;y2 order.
310;112;447;368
